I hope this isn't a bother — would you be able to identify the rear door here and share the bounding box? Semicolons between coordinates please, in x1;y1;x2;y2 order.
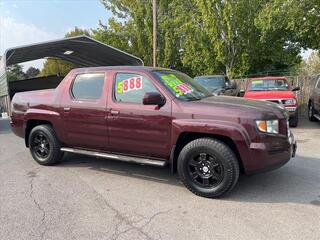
106;71;172;159
60;72;109;150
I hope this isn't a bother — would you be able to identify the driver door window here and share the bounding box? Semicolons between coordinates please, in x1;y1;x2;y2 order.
114;73;158;104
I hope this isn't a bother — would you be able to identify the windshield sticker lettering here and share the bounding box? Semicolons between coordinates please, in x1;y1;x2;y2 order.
161;74;194;96
176;83;193;94
117;77;142;94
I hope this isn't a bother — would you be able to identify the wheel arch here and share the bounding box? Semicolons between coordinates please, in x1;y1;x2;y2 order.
171;132;245;174
25;119;54;147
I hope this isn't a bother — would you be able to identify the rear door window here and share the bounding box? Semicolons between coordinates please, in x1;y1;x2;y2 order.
71;73;105;100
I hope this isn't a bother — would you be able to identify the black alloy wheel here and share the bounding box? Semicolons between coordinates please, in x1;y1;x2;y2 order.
28;124;63;165
178;138;240;198
31;132;51;160
188;153;224;188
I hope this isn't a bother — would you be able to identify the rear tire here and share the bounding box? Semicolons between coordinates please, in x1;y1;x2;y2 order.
28;124;63;165
178;138;239;198
289;111;299;127
308;102;317;122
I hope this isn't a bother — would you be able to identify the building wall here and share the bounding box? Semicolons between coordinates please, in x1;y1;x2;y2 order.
0;57;8;98
0;57;10;115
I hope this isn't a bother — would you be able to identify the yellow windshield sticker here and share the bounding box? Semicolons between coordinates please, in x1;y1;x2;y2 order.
117;81;123;94
252;80;263;85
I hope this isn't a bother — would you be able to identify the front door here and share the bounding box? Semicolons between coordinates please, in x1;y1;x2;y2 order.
107;71;172;159
61;72;108;151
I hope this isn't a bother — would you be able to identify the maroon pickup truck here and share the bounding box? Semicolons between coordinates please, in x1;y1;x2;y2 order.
11;66;296;198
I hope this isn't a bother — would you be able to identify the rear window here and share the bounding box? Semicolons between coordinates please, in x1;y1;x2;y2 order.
71;73;105;100
194;76;226;89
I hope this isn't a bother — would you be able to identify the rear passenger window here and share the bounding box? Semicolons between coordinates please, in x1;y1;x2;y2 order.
71;73;104;100
114;73;158;103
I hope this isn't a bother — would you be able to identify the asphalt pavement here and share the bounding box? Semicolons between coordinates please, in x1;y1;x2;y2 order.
0;118;320;240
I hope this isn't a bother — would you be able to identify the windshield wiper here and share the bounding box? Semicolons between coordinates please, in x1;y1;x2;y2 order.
187;97;202;101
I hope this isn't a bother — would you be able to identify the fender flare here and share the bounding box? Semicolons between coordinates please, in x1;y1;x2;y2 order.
171;119;252;168
24;109;63;145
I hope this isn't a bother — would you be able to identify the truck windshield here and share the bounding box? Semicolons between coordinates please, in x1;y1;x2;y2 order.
249;79;289;91
194;76;226;89
153;70;213;101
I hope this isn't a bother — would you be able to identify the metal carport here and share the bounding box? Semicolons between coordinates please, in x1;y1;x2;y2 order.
0;35;143;116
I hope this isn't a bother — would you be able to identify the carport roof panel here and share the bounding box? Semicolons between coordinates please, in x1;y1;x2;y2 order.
4;35;143;67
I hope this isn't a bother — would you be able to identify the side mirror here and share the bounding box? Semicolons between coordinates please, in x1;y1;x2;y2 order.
292;86;300;91
143;92;165;106
226;81;237;90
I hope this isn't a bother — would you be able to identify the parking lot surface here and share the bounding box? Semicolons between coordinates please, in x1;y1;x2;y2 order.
0;118;320;240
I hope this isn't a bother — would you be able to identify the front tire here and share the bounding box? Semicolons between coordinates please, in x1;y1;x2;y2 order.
28;124;63;165
289;111;299;127
308;103;317;122
178;138;239;198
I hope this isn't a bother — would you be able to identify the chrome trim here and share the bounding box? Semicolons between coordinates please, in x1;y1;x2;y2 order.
60;147;166;167
261;99;283;104
285;106;297;112
261;99;296;105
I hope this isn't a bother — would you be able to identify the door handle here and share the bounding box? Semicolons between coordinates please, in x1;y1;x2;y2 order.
110;110;119;115
63;107;71;112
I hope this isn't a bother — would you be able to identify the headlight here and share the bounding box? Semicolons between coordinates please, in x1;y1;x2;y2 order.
256;120;279;134
283;99;296;105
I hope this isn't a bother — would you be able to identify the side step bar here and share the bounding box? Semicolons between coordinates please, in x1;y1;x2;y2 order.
314;114;320;121
60;147;167;167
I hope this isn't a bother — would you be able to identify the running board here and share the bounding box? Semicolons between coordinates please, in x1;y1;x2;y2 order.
314;114;320;121
60;147;167;167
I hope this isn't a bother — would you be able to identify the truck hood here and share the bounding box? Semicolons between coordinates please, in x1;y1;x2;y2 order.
188;96;289;119
244;90;295;99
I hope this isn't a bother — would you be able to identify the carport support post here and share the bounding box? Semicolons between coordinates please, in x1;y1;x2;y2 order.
153;0;157;67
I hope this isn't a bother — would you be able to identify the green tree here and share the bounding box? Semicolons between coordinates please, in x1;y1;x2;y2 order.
25;67;40;78
92;18;131;53
40;58;75;77
257;0;320;50
7;64;25;81
65;26;91;38
299;52;320;76
95;0;302;78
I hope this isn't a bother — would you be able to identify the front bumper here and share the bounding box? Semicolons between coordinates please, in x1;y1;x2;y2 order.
245;131;297;175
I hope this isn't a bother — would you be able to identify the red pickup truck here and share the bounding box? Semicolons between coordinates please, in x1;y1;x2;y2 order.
10;67;296;198
244;77;300;127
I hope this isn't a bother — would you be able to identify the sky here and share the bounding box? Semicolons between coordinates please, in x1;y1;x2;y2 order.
0;0;112;68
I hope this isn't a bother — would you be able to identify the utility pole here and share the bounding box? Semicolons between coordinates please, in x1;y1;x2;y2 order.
152;0;157;67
